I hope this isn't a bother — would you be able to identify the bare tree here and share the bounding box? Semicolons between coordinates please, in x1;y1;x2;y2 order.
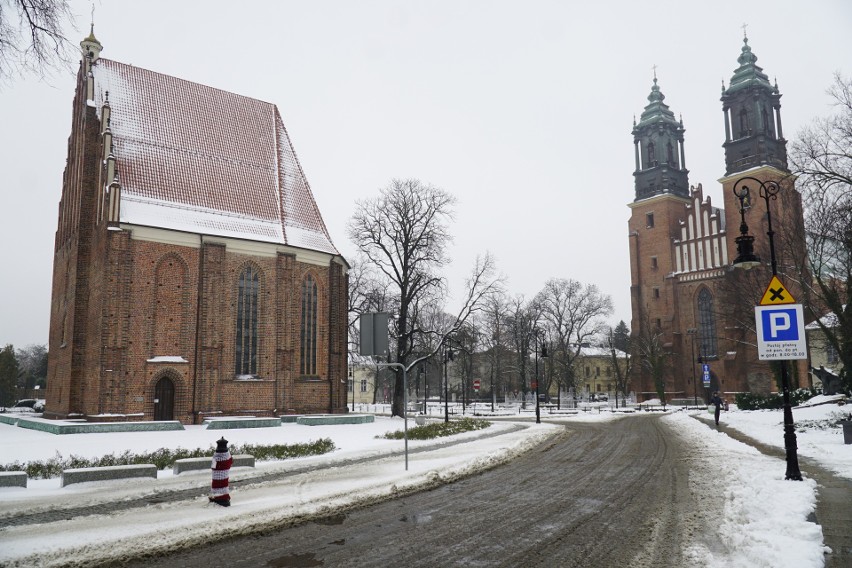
0;0;75;85
506;295;538;404
347;179;502;416
789;73;852;393
347;254;398;404
535;278;613;396
633;315;671;405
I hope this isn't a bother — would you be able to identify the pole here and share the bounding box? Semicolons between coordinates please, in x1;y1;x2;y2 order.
760;181;802;481
444;348;452;423
534;334;541;424
688;329;698;406
733;177;802;481
377;362;410;470
350;366;355;412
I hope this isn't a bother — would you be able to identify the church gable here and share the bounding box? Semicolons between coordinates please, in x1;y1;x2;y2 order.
90;59;338;255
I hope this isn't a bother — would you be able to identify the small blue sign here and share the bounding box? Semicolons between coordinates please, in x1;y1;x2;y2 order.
759;307;800;342
702;364;710;373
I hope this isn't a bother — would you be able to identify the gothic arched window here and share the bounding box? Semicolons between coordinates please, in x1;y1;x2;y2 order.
697;288;717;358
300;274;318;376
235;265;259;376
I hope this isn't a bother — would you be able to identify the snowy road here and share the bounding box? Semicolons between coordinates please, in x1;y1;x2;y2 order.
124;415;716;567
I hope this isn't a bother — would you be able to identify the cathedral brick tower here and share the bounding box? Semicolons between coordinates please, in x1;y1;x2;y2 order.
44;29;350;423
627;36;808;403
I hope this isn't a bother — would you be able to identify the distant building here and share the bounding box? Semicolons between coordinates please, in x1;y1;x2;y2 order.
573;345;628;396
45;29;349;423
627;36;809;401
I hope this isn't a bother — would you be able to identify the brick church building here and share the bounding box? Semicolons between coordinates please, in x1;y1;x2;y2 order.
44;29;349;424
627;36;808;402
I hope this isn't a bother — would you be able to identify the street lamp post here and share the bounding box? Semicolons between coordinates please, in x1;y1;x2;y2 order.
444;347;453;424
687;328;698;406
534;332;548;425
349;366;355;412
732;176;803;481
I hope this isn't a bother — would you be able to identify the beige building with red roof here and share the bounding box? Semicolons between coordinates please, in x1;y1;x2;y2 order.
44;29;349;423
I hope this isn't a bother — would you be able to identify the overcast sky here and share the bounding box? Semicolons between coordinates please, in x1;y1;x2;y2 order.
1;0;850;348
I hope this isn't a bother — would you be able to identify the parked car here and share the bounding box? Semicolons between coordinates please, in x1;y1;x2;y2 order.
12;399;45;412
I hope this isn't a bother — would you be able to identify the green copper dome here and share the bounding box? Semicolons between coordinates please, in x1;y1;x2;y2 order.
724;37;772;95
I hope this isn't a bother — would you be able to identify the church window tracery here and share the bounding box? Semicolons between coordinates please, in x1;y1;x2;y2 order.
697;288;717;357
235;265;259;376
301;274;318;376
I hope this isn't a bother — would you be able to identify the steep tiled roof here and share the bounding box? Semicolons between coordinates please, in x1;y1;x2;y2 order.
92;58;338;255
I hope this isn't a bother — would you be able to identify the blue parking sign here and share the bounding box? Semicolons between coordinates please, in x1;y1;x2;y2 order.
759;308;799;341
755;304;807;360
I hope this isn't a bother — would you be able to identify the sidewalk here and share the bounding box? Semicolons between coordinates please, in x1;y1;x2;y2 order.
696;414;852;568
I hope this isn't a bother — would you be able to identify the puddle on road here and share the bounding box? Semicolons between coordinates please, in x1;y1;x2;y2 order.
267;552;323;567
399;513;433;524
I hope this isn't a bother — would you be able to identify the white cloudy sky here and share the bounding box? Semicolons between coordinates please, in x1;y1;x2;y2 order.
1;0;850;348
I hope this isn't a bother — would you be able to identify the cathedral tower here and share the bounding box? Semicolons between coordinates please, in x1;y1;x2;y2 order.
627;36;809;403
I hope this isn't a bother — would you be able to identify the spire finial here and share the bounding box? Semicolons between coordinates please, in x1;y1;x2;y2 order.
741;22;748;41
652;63;658;81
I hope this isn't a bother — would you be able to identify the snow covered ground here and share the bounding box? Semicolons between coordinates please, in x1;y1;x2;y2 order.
0;398;850;568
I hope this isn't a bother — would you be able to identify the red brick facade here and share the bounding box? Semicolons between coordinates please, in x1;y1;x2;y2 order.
628;177;808;402
628;40;810;402
45;41;349;424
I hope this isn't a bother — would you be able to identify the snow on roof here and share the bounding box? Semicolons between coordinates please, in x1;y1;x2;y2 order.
805;309;842;330
92;59;338;255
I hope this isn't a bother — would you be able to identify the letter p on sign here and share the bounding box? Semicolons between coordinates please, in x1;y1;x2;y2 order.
760;307;799;341
769;312;791;338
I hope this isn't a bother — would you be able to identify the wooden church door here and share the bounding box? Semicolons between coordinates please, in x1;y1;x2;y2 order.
154;377;175;421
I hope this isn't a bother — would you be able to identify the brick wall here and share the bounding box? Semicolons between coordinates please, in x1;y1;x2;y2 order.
46;64;350;424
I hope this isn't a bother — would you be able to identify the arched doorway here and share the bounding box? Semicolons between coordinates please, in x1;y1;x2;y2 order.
154;376;175;421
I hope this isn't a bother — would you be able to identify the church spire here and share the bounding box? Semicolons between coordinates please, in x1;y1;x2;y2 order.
632;73;689;201
80;23;103;62
720;34;788;175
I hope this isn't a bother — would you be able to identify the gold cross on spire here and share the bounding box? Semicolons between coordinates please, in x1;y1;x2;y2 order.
741;22;748;39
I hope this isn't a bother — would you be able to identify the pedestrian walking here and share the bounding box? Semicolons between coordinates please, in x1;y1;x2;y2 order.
210;437;233;507
710;391;723;426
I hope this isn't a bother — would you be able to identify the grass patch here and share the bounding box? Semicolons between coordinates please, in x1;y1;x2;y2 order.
0;438;335;479
380;417;491;440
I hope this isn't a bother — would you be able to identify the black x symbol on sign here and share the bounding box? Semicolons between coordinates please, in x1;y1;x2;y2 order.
769;287;786;301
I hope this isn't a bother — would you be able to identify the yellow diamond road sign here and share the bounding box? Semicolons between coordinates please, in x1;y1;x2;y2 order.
759;276;796;306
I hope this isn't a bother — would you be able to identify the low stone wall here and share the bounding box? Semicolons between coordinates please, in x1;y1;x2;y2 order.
61;464;158;487
0;471;27;488
296;414;375;426
204;417;282;430
15;417;184;435
0;414;20;426
173;454;256;475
